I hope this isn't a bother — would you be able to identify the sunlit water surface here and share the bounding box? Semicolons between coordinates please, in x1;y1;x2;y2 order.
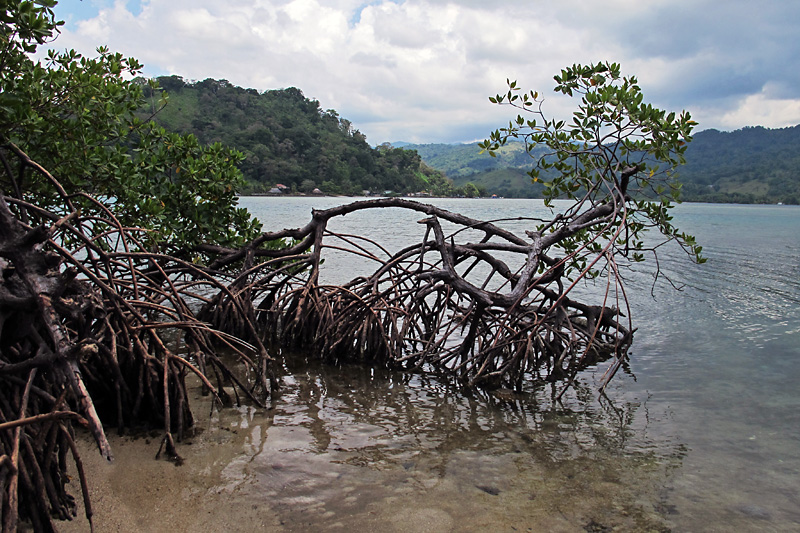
218;197;800;532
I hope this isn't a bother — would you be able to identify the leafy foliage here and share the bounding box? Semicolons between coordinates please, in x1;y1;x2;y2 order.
1;11;262;263
479;62;705;271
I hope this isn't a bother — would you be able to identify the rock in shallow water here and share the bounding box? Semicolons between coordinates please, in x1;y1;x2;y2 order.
476;485;500;496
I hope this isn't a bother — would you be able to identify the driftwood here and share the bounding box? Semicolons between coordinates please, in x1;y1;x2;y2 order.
1;144;634;530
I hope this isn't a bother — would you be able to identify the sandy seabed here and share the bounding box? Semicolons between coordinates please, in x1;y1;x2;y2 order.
53;382;673;533
57;430;283;533
54;429;671;533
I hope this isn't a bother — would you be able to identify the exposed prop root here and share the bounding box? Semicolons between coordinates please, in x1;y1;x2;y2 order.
245;199;633;391
0;145;273;531
2;146;635;530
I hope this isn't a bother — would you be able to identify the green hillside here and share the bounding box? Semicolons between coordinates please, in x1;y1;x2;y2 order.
677;126;800;204
404;125;800;203
142;76;455;196
142;75;799;203
406;142;538;197
447;167;544;198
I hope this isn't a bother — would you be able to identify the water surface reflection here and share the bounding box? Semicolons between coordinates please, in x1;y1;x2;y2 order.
236;198;800;531
211;355;683;532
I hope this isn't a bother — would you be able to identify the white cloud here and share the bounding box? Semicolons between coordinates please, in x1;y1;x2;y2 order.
46;0;800;143
717;84;800;130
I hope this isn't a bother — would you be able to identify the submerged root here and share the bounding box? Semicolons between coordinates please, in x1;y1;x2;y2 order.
2;165;633;530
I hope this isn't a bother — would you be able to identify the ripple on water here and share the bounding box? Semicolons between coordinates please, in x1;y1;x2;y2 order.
229;198;800;532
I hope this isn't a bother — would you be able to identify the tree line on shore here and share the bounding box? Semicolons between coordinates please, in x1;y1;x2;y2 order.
144;76;487;197
146;74;799;204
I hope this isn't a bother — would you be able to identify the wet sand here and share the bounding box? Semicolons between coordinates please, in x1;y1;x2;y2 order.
58;423;283;532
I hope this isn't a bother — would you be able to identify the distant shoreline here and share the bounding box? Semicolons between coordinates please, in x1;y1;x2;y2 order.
238;194;798;205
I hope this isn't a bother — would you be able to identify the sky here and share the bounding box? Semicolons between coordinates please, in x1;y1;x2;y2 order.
44;0;800;145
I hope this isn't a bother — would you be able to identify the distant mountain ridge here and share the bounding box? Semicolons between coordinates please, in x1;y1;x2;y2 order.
401;125;800;203
144;75;798;203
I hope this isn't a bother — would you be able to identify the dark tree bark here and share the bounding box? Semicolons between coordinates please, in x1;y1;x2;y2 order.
1;152;634;531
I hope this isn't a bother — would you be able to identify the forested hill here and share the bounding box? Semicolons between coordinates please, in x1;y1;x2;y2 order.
141;76;454;195
403;125;800;204
143;75;798;203
677;125;800;203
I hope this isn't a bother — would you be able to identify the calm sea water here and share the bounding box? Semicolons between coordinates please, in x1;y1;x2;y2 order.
234;196;800;532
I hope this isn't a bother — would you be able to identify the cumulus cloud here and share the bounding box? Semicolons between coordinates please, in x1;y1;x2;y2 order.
717;83;800;130
46;0;800;143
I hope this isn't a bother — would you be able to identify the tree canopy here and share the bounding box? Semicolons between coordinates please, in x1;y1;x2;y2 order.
0;2;274;529
2;4;262;263
479;63;704;271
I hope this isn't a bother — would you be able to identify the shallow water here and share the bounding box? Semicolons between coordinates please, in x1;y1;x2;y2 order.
65;197;800;532
236;197;800;531
219;354;689;531
62;362;684;532
623;203;800;531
